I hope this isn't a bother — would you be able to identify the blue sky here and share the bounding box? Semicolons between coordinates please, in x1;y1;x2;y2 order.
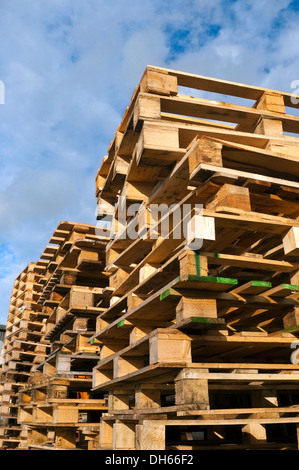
0;0;299;323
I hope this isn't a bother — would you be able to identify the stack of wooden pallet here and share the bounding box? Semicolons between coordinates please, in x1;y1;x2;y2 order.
1;65;299;451
16;222;110;450
91;65;299;450
0;263;50;449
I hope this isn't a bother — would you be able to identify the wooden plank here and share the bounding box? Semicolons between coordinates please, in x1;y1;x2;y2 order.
146;417;299;426
147;65;299;109
136;422;165;450
283;227;299;256
202;252;299;272
152;94;299;134
263;284;299;298
230;281;272;295
140;69;178;96
191;161;299;190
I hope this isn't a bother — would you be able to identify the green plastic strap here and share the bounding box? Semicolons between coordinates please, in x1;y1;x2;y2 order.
160;288;171;301
187;274;238;285
194;250;201;276
191;317;209;323
160;288;181;302
283;283;299;291
281;325;299;333
251;281;272;287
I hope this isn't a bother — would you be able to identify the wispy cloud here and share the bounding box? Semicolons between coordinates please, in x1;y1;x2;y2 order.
0;0;298;322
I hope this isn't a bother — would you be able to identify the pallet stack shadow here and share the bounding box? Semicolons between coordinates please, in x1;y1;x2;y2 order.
91;65;299;450
0;263;50;449
16;222;111;449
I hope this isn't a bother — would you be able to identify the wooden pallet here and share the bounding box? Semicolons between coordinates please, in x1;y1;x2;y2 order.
2;65;299;451
91;65;299;451
98;413;299;450
9;223;111;449
0;263;50;449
